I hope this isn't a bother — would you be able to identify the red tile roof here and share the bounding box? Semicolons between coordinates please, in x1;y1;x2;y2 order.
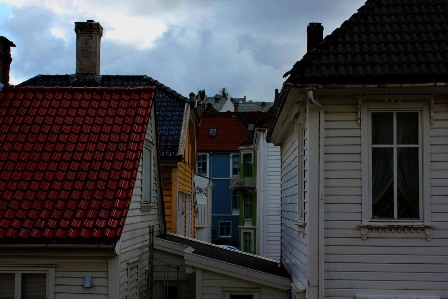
198;112;269;151
0;86;155;244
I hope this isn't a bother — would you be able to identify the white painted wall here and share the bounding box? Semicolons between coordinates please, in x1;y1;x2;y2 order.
255;129;281;260
118;109;163;298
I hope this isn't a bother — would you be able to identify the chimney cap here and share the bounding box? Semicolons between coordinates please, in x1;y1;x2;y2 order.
0;36;16;47
87;19;95;22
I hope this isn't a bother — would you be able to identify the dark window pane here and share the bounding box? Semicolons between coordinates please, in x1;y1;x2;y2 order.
372;112;393;144
22;273;46;299
372;148;394;218
0;273;15;299
230;295;253;299
397;148;420;218
397;112;419;145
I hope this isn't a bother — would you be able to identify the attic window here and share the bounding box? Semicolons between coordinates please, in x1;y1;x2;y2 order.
209;128;217;137
248;123;254;131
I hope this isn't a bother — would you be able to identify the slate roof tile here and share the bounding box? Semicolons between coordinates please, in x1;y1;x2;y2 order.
0;86;154;244
286;0;448;84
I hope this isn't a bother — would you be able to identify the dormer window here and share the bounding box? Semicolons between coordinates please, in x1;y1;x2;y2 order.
209;128;217;137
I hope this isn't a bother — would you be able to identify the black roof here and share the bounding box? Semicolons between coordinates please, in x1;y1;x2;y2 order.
158;234;290;279
18;74;188;159
286;0;448;85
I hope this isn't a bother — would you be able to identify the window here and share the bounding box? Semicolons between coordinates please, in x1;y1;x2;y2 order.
219;221;231;237
244;197;253;219
370;112;421;219
231;296;253;299
209;128;217;137
231;155;240;176
232;190;240;211
142;145;152;204
242;153;253;177
242;231;253;253
0;272;48;299
361;101;430;225
197;154;208;176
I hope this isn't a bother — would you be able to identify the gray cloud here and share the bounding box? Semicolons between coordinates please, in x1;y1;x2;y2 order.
1;0;364;100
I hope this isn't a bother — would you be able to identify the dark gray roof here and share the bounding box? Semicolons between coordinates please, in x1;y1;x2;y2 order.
286;0;448;85
18;74;188;159
158;234;290;278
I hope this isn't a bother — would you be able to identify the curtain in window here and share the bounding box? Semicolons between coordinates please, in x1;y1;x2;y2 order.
396;112;420;218
371;113;394;218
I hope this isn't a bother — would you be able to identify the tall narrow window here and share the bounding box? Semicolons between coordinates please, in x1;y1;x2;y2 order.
197;154;208;176
232;155;240;175
244;196;253;219
370;111;421;220
232;190;240;211
243;232;253;253
143;145;152;204
242;153;253;177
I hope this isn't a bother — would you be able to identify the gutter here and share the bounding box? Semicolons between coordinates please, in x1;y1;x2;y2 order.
307;89;325;299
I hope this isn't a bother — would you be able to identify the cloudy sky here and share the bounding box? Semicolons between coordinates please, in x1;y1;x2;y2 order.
1;0;364;101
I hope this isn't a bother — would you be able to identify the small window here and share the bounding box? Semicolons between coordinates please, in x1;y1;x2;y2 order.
232;190;240;211
0;272;48;299
247;123;254;131
242;153;253;177
232;155;240;175
242;231;253;253
219;221;232;237
209;128;217;137
244;197;253;219
197;154;208;176
142;145;152;204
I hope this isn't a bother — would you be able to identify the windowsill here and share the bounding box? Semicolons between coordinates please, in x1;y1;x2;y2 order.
296;220;306;235
359;222;433;240
140;203;155;212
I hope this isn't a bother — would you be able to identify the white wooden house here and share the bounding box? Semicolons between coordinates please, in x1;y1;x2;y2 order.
0;86;164;298
269;1;448;298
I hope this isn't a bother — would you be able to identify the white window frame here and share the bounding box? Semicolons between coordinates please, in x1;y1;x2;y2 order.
219;221;232;237
142;142;153;205
0;267;55;299
197;153;209;177
241;151;253;177
230;153;240;176
361;100;431;228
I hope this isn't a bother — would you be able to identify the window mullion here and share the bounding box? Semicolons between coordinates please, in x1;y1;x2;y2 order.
15;273;21;299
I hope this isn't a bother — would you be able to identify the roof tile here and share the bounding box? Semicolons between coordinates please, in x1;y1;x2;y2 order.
0;86;154;244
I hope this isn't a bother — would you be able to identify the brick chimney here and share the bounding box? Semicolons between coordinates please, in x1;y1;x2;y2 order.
0;36;16;86
307;23;323;52
75;20;103;75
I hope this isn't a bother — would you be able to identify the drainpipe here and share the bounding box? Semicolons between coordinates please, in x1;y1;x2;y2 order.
307;90;325;299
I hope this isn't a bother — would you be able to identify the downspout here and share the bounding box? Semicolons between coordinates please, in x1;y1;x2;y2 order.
307;90;325;299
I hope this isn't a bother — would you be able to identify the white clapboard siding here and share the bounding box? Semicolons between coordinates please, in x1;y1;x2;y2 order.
280;117;310;285
256;130;282;260
321;96;448;298
118;110;162;298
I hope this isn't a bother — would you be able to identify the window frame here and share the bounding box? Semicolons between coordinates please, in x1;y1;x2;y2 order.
230;154;241;176
0;267;55;299
142;142;153;205
361;101;431;227
219;221;232;237
197;153;209;177
241;152;253;177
